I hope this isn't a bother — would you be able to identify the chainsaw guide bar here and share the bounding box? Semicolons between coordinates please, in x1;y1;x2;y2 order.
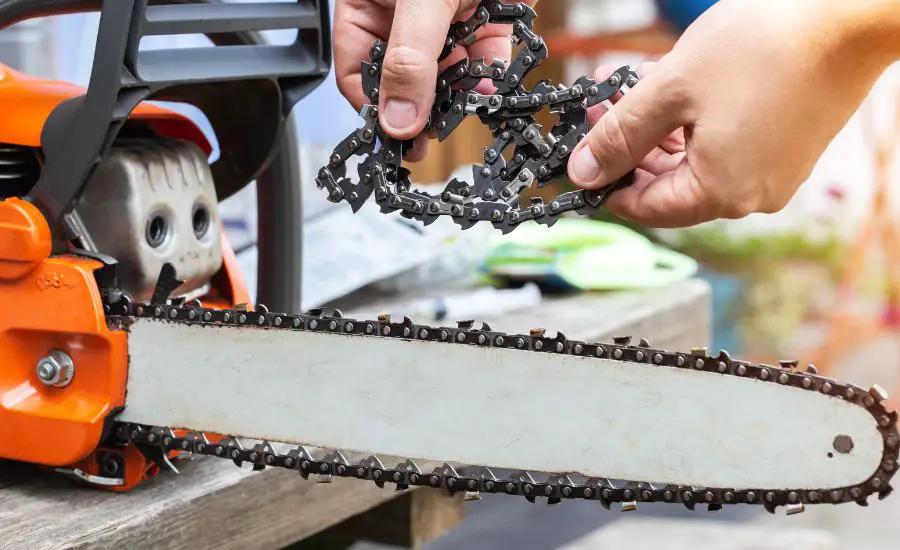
104;294;900;515
98;0;899;515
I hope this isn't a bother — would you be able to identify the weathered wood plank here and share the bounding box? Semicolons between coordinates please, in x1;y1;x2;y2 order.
340;279;712;351
0;455;447;550
296;489;467;549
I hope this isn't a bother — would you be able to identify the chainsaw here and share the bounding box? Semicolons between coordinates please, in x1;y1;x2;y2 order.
0;0;896;518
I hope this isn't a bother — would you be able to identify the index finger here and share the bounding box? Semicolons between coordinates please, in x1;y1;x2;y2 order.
333;1;394;111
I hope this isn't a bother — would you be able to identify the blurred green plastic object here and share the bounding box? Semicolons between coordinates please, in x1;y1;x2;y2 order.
483;218;698;291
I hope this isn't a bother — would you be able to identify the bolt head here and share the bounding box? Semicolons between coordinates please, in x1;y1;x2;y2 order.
36;362;55;381
36;351;74;388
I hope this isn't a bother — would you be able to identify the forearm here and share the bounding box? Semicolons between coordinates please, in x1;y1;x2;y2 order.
830;0;900;69
569;0;900;227
761;0;900;115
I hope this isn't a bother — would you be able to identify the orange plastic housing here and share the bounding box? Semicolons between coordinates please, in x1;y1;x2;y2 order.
0;65;211;153
0;67;249;490
0;198;128;466
0;198;248;490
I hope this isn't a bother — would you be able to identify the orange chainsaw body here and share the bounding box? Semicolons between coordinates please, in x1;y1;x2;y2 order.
0;65;212;152
0;0;330;491
0;66;248;491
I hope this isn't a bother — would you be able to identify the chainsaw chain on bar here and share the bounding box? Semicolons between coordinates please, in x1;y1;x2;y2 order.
103;295;900;515
314;0;637;235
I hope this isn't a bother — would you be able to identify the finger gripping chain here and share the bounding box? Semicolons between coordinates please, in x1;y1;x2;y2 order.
315;0;638;234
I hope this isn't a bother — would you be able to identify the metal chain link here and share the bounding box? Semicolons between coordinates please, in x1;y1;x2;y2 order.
103;294;900;515
314;0;637;234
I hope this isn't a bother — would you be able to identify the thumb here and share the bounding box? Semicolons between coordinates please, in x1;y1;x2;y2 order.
606;161;718;228
379;0;462;139
568;68;693;189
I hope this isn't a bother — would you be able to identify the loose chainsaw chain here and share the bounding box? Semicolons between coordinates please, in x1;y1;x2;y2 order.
314;0;637;234
103;295;900;514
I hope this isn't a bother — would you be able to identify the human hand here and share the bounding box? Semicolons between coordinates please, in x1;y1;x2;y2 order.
568;0;900;228
333;0;536;162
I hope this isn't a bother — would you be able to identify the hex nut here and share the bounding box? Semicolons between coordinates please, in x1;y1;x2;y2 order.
36;351;75;388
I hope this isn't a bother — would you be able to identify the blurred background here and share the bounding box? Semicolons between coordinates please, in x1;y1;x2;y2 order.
4;0;900;548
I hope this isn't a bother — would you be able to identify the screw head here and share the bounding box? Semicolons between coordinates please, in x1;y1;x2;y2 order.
36;362;55;381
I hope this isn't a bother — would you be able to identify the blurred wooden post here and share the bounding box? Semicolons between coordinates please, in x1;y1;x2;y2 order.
521;0;568;130
797;96;900;380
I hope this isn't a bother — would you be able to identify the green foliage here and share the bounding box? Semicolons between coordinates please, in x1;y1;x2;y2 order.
554;178;847;280
664;224;846;278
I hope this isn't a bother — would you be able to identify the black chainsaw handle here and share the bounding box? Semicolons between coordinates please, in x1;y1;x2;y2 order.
9;0;329;256
2;0;320;315
0;0;265;49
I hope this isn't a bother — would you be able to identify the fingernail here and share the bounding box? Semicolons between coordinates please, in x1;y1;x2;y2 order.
569;144;602;184
383;99;418;132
